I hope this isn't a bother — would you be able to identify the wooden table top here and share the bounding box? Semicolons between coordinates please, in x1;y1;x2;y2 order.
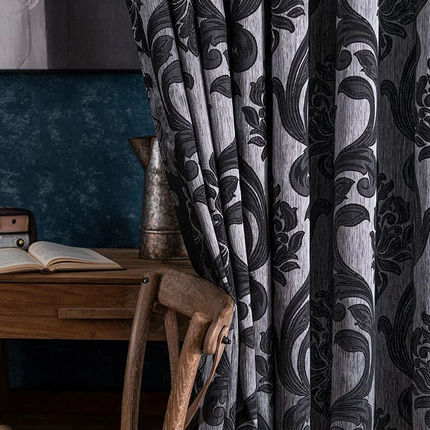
0;249;195;285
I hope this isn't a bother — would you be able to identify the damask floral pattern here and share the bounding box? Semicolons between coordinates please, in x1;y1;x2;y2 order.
126;0;430;428
374;173;413;301
412;312;430;428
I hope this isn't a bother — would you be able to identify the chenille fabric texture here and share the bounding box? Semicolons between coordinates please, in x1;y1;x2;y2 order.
126;1;430;428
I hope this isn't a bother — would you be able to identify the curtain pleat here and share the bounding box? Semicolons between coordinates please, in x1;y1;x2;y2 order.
413;3;430;428
126;0;430;428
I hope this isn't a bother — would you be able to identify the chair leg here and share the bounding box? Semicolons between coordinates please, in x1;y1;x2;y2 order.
163;307;180;384
121;274;160;430
163;312;211;430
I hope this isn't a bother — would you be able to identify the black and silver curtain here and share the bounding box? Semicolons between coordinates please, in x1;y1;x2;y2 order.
126;1;430;428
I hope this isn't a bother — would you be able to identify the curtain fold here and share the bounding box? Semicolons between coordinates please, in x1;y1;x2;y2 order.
126;0;430;428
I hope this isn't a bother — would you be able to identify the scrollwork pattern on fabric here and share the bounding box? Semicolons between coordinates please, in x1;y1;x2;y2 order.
125;0;430;428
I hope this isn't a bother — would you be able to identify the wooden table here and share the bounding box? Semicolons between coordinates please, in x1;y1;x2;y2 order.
0;249;195;429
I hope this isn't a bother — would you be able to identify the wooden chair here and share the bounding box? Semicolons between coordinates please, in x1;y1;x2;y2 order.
121;270;234;430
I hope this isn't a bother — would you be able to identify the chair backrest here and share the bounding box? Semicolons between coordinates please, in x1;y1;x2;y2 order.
121;270;234;430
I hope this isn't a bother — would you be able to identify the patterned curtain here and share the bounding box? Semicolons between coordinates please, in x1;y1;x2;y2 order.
126;0;430;428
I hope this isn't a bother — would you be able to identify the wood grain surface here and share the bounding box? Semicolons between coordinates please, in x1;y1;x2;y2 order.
121;273;160;430
162;313;211;430
0;249;194;284
0;250;193;340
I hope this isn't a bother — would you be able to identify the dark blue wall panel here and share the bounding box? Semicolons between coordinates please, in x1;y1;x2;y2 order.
0;73;153;248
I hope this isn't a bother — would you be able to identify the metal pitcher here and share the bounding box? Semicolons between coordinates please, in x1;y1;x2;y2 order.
128;136;188;259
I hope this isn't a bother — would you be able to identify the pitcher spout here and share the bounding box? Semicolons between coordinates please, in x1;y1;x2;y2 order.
128;136;154;169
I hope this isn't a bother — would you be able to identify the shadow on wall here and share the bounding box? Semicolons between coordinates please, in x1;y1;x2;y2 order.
10;340;171;392
0;73;153;248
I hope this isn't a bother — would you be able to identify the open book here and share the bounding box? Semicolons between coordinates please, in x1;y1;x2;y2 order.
0;241;123;274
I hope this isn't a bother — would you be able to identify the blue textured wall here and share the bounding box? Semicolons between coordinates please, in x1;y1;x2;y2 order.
0;73;154;248
0;73;167;391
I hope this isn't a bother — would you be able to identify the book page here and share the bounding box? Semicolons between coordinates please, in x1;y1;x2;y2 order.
28;241;120;268
0;248;42;273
